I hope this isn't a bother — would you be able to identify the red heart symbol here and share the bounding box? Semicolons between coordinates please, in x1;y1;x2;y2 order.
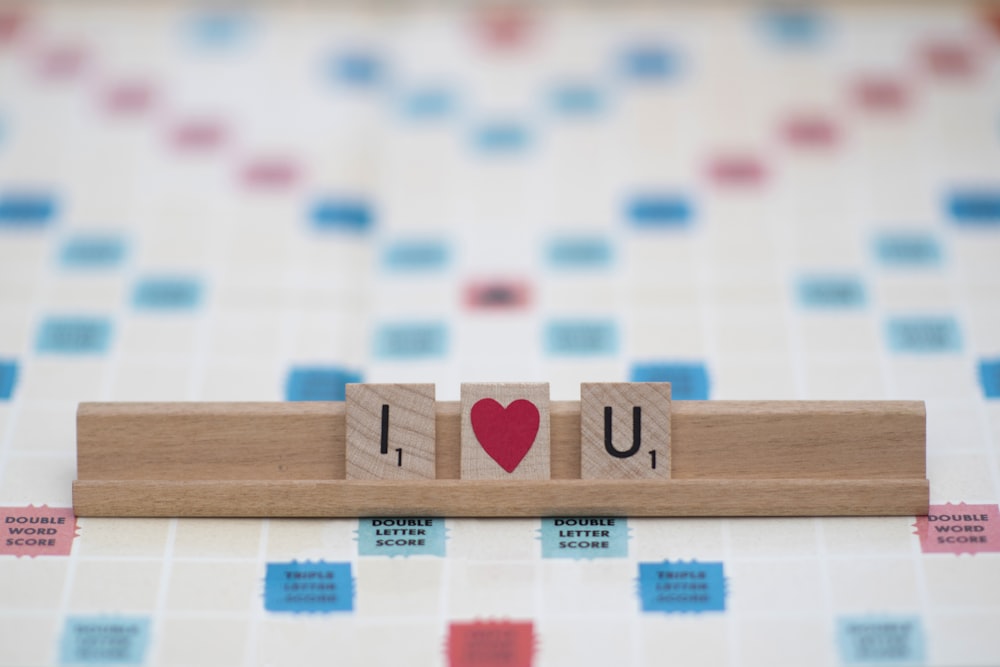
470;398;540;473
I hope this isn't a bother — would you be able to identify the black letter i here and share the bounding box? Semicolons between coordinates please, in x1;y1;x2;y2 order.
380;404;389;455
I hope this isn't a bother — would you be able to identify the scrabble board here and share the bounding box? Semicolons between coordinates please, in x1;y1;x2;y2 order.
1;3;999;666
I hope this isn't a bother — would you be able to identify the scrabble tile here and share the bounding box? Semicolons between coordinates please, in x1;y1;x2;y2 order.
346;384;436;480
581;382;671;479
461;383;550;480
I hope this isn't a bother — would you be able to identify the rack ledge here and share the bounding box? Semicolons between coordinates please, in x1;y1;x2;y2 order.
73;478;930;518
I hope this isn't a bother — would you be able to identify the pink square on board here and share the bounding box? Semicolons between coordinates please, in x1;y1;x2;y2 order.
0;505;79;558
914;503;1000;555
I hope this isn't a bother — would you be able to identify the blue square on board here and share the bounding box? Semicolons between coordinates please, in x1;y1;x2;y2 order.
886;316;962;354
547;237;612;270
761;9;826;46
399;88;454;119
0;361;17;400
979;360;1000;399
375;323;447;359
264;561;354;613
947;190;1000;226
286;367;362;402
60;615;151;666
797;276;866;309
60;235;127;269
331;52;383;86
837;615;924;665
546;320;618;356
631;362;709;400
382;240;448;272
638;561;726;613
621;46;680;81
186;10;251;48
132;277;202;310
36;317;112;355
0;192;57;228
551;84;604;115
627;196;693;228
874;232;942;267
310;199;373;233
475;122;530;153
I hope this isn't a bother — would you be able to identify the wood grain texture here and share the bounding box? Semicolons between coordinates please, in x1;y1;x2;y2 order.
75;399;927;517
73;478;930;517
346;383;435;480
77;400;924;482
460;383;551;480
669;401;925;480
76;402;344;481
581;382;671;479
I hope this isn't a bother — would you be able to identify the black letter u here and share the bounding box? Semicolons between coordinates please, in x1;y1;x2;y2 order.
604;406;641;458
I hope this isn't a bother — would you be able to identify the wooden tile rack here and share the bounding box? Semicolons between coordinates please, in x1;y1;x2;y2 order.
72;396;929;518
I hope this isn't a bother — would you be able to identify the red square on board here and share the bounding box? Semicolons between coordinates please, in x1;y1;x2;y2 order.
464;280;532;311
707;155;766;188
782;115;839;149
920;41;976;78
853;76;909;112
447;621;535;667
241;158;300;190
171;119;227;152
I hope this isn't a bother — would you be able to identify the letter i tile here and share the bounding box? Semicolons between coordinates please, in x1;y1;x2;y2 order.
346;384;436;479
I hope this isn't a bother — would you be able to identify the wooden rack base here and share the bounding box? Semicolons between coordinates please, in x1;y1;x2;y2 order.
73;479;929;517
73;399;929;518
